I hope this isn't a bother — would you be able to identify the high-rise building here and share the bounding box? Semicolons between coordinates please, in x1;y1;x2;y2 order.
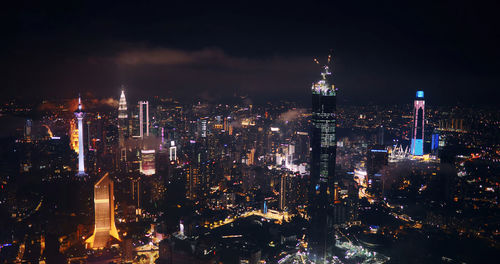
70;119;79;153
411;91;425;156
24;119;32;142
169;141;177;161
140;149;155;176
74;95;86;176
247;148;255;166
200;118;208;138
138;101;149;139
131;178;141;215
431;130;440;155
309;55;337;262
377;125;384;145
85;173;121;249
367;145;388;196
279;173;290;211
118;89;128;162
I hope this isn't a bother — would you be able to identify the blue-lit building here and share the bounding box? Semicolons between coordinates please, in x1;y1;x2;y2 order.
411;91;425;156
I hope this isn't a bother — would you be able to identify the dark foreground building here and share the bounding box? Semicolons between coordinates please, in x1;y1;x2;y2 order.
308;56;338;262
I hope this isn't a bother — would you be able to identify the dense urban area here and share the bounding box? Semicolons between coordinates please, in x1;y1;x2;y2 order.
0;71;499;263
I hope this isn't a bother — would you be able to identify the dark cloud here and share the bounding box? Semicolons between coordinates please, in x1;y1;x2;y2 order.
2;0;499;105
116;48;227;66
114;47;319;102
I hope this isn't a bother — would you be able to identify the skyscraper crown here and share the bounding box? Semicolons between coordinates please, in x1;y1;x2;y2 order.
311;55;336;96
118;88;128;119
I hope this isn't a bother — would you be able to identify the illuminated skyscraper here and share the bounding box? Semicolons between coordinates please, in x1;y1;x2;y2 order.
74;95;86;176
118;89;128;161
200;118;208;138
85;173;120;249
138;101;149;139
70;119;79;153
169;141;177;161
24;119;32;142
279;173;289;211
140;149;155;176
119;89;128;119
309;55;337;262
411;91;425;156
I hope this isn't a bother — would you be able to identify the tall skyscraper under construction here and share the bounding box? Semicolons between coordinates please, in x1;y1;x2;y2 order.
85;173;121;249
309;55;337;262
74;95;86;176
411;91;425;156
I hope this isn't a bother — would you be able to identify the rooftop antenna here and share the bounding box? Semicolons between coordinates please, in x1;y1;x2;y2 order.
78;92;82;111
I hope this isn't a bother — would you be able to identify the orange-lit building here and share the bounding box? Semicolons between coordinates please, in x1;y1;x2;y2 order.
70;119;79;153
85;173;121;249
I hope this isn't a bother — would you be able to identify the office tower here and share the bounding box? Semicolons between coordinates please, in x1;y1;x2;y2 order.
70;119;79;153
138;101;149;139
118;89;128;163
377;125;384;145
118;88;128;150
169;141;177;161
131;178;141;215
24;119;32;142
247;148;255;166
85;173;120;249
74;95;86;176
187;165;199;200
367;145;388;196
161;127;165;150
200;118;208;138
279;173;288;211
411;91;425;156
309;55;337;262
431;130;440;155
140;149;155;176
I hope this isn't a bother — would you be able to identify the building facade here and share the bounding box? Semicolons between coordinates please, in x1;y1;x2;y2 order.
308;56;337;262
411;91;425;156
85;173;120;248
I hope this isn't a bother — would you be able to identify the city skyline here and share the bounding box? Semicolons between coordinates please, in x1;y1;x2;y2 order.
1;2;499;264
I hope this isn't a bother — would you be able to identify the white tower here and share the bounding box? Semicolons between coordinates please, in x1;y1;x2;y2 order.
169;140;177;161
138;101;149;139
74;95;86;176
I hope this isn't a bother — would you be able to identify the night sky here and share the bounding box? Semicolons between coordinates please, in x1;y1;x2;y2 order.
2;1;499;105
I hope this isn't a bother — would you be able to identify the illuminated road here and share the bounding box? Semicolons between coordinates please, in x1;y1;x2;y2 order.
206;209;292;229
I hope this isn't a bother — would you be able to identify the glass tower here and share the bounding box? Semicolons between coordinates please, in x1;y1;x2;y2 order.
309;56;337;262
